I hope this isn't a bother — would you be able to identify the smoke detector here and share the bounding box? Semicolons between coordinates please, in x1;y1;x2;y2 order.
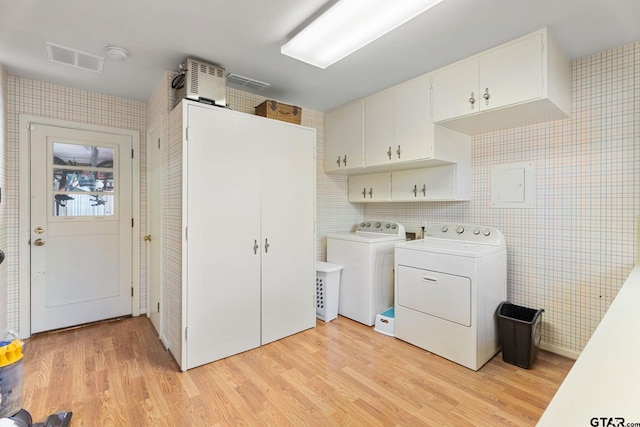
105;46;129;61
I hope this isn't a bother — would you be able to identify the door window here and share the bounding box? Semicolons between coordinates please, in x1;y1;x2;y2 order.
51;142;117;217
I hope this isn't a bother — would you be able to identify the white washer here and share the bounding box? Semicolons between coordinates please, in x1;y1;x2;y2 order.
327;221;406;326
394;224;506;371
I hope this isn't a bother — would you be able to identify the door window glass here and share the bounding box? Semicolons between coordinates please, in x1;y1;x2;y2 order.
51;142;117;217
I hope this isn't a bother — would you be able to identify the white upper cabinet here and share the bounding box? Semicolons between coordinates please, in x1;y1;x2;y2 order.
325;100;365;173
348;172;391;202
431;28;571;135
365;75;436;168
364;89;395;167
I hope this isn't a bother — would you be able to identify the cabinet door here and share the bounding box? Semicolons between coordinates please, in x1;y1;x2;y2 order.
184;105;261;370
364;89;395;167
479;33;543;111
261;120;316;345
394;75;433;161
391;166;458;202
324;100;364;172
348;173;391;202
431;57;479;122
391;169;425;201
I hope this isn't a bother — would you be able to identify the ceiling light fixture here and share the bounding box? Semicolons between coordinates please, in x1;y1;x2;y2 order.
281;0;444;69
105;46;129;61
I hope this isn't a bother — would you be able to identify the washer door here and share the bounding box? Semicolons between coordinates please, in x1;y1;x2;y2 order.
397;266;471;326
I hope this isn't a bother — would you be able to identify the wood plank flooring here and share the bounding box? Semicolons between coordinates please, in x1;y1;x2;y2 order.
21;316;574;426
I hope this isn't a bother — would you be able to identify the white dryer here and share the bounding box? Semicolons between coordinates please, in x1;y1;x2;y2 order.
394;224;506;371
327;221;406;326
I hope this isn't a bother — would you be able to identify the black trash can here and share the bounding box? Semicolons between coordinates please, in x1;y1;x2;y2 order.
498;302;544;369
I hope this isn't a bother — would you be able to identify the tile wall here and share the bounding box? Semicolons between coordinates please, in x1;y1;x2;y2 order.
365;41;640;354
0;64;8;332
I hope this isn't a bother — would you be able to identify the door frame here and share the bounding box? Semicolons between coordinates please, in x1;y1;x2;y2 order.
19;115;141;337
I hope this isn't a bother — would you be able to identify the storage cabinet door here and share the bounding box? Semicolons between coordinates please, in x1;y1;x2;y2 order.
391;169;425;201
261;121;316;345
324;100;364;172
431;57;479;122
364;89;395;167
348;173;391;202
394;75;433;161
479;33;543;111
184;106;261;370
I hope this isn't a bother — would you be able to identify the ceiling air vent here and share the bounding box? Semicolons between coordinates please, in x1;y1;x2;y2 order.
226;73;270;91
46;42;104;73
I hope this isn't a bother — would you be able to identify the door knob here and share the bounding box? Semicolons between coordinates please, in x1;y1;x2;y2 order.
144;235;152;241
35;226;45;234
34;239;46;247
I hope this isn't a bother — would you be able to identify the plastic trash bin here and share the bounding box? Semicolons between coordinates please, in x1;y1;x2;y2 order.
316;261;342;322
498;302;544;369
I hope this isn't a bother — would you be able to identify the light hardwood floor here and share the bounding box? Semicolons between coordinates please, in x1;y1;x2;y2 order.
22;316;573;426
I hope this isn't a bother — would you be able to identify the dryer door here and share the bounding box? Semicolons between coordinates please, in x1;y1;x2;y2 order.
397;266;471;326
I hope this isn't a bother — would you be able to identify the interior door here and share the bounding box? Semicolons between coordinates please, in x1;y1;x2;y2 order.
30;124;133;333
147;125;162;333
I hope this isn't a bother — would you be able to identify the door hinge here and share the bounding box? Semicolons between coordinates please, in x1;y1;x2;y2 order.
185;327;188;341
185;127;189;141
132;218;134;228
157;302;160;313
28;123;36;130
131;148;134;159
185;227;188;240
131;287;134;297
157;137;160;149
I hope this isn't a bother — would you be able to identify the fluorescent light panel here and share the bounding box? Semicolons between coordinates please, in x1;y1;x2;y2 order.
281;0;443;69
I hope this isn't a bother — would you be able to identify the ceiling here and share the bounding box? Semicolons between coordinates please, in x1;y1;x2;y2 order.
1;0;639;112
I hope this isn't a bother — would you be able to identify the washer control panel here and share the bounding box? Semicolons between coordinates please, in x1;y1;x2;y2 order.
356;221;406;236
426;224;503;246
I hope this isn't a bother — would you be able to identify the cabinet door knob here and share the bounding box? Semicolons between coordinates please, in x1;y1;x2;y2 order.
469;92;476;109
368;188;373;198
483;87;490;105
144;235;152;241
343;155;347;166
337;156;341;167
253;239;259;254
264;238;270;253
387;146;392;160
413;184;417;197
422;184;426;197
362;187;367;198
396;145;401;159
34;238;46;247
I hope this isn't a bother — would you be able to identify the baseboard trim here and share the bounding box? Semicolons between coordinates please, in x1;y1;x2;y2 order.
540;341;580;360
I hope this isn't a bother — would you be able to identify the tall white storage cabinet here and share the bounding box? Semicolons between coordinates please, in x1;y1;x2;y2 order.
168;101;316;371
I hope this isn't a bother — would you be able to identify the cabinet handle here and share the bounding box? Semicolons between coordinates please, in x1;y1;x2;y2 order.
387;146;392;160
368;188;373;198
412;184;417;197
343;155;347;167
253;239;259;254
483;87;490;105
469;91;476;110
422;184;426;197
362;187;367;199
337;156;341;167
264;238;270;253
396;145;401;159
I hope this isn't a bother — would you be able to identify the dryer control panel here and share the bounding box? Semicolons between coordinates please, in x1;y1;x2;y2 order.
426;224;504;246
356;221;406;237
